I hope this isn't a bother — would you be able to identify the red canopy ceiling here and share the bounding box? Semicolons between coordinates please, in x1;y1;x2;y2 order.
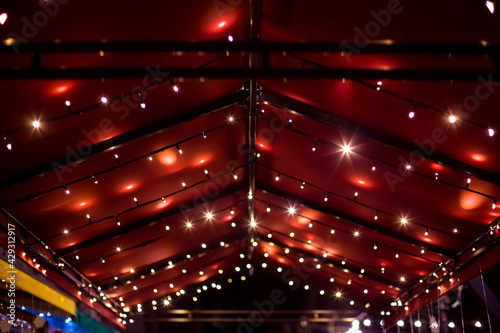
1;0;499;331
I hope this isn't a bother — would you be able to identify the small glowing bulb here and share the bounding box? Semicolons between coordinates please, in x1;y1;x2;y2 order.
488;127;495;137
250;220;257;227
289;232;294;237
342;145;351;153
266;205;271;212
475;321;482;328
275;173;280;181
405;164;412;170
330;228;335;234
173;85;179;92
101;96;108;104
486;0;495;13
335;291;341;297
228;35;234;42
354;231;359;237
453;228;458;233
186;222;192;228
449;114;457;124
116;247;121;252
492;200;496;210
140;102;146;109
324;193;329;201
64;229;69;234
229;115;234;122
401;217;407;224
409;111;415;118
33;120;40;128
395;252;400;258
65;100;71;107
0;13;7;25
288;207;295;214
206;212;213;219
400;276;405;281
377;80;382;86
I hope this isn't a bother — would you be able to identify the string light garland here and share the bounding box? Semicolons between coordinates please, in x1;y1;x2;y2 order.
257;163;468;241
7;117;244;206
287;52;496;137
0;54;230;136
258;115;500;204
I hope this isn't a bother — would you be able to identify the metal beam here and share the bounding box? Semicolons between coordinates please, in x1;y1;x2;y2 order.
258;184;455;259
2;41;499;54
0;90;246;189
0;67;496;80
58;186;246;257
262;93;500;187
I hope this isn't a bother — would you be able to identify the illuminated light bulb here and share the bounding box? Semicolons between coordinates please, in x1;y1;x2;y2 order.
341;260;346;265
304;285;309;290
395;252;399;258
250;220;257;227
284;248;290;254
220;241;226;246
425;227;429;236
5;139;12;150
488;127;495;137
116;247;121;252
472;247;476;252
172;83;179;92
288;207;296;214
308;221;313;228
363;319;371;326
400;276;405;282
230;207;235;215
319;290;325;295
373;244;378;250
206;212;213;219
307;240;312;244
262;263;267;268
182;182;187;188
316;264;321;269
377;80;382;86
289;232;294;237
300;181;305;189
330;228;335;234
330;277;335;282
409;111;415;118
342;145;351;153
92;175;98;184
64;229;69;234
248;191;253;199
405;163;412;171
323;252;328;258
101;258;105;263
421;249;425;254
64;186;70;195
401;217;407;224
486;0;495;13
275;173;280;181
449;114;457;124
232;171;238;179
448;322;455;329
148;155;153;161
101;96;108;104
186;222;192;228
324;193;329;201
176;144;183;154
0;13;7;25
453;228;458;233
374;211;379;220
228;35;233;42
335;291;341;297
33;120;40;128
397;320;404;327
65;100;71;106
372;160;377;171
231;222;236;227
353;192;358;201
228;115;234;123
354;231;359;237
267;233;272;238
312;141;317;151
492;200;496;210
414;320;422;328
435;172;439;180
376;86;381;91
266;204;271;212
202;131;207;138
140;102;146;109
